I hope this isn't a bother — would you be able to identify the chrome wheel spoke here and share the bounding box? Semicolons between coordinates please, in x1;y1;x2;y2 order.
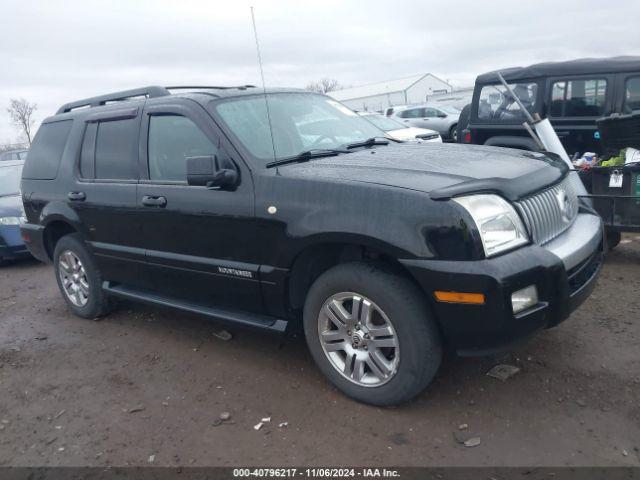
367;325;394;338
370;337;397;349
323;339;347;352
351;296;372;325
324;300;350;329
366;349;393;380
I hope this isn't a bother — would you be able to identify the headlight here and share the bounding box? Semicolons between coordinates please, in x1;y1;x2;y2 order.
453;194;529;257
0;217;24;225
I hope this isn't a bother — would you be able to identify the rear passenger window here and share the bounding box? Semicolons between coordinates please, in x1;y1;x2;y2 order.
550;79;607;117
148;115;217;182
624;77;640;113
21;120;72;179
94;119;138;180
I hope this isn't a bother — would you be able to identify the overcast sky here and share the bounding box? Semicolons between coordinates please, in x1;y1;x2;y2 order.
1;0;637;144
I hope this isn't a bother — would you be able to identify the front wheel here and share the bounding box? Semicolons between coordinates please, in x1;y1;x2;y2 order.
303;262;442;406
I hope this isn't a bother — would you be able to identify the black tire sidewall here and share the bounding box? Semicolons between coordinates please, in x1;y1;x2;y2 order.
303;262;442;406
53;233;108;319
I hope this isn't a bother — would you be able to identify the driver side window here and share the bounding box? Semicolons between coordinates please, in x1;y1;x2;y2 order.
148;115;218;182
424;108;439;118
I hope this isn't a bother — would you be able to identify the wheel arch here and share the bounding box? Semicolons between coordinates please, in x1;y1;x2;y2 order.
42;218;80;261
286;237;422;314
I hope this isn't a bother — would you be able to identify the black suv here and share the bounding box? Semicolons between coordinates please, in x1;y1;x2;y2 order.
21;86;603;405
462;56;640;155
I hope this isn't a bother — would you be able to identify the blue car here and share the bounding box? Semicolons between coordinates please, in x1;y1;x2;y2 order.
0;160;30;264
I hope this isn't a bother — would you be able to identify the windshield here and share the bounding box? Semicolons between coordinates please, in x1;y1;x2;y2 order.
361;114;405;131
214;93;385;165
0;164;22;196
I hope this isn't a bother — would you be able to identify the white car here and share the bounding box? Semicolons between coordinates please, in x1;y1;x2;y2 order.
358;112;442;143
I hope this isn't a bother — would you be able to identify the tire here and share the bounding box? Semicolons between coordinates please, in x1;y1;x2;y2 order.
606;229;622;251
53;233;111;319
303;262;442;406
449;124;458;142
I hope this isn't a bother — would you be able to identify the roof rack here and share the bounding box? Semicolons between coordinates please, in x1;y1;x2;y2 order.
165;85;256;91
55;85;258;115
56;86;170;114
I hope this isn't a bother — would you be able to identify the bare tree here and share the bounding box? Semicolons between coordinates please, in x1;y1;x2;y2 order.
305;78;342;94
7;98;37;146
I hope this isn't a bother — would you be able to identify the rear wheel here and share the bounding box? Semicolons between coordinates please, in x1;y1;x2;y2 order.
303;262;442;406
449;124;458;142
54;233;111;319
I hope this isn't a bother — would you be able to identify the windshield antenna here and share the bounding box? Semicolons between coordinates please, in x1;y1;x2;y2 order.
250;6;277;164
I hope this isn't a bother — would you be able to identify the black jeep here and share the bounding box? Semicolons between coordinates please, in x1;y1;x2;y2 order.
21;86;603;405
462;56;640;156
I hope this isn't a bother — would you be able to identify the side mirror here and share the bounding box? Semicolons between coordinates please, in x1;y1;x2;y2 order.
186;155;238;190
437;113;447;118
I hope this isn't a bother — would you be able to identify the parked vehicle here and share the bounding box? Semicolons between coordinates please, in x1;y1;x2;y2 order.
0;149;28;161
358;112;441;142
0;160;30;264
389;104;460;141
21;86;603;405
461;56;640;155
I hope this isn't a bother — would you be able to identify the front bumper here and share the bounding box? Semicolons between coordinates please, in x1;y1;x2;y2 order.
400;213;603;355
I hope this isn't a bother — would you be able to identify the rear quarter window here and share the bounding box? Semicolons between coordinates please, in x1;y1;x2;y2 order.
22;120;73;179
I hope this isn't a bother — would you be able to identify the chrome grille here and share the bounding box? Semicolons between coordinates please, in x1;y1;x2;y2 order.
516;176;579;245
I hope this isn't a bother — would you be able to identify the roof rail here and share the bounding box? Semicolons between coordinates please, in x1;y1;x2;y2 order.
165;85;256;91
56;86;170;114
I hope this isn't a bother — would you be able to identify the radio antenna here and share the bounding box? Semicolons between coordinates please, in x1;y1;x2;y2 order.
250;6;277;162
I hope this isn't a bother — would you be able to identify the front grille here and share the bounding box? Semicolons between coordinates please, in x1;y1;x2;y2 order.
516;176;579;245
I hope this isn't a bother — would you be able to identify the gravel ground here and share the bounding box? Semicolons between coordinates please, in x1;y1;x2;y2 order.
0;236;639;467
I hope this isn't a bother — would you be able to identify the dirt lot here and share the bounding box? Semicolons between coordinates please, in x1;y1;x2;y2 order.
0;236;639;467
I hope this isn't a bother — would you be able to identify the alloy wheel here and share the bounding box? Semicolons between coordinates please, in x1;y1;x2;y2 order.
58;250;90;307
317;292;399;387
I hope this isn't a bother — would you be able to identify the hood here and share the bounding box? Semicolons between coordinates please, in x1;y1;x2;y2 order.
0;193;23;217
388;127;439;141
278;143;567;201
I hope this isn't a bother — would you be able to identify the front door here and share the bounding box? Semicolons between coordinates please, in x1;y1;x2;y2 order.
135;99;264;313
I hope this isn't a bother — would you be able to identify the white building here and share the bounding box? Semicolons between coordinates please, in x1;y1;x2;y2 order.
330;73;453;112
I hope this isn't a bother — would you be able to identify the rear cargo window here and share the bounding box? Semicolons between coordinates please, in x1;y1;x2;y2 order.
21;120;72;179
624;77;640;113
94;119;138;180
550;79;607;117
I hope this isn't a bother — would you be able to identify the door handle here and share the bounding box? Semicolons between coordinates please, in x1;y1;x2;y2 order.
142;195;167;207
68;191;86;201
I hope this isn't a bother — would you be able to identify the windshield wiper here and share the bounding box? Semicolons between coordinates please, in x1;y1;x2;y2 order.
266;149;349;169
342;136;396;150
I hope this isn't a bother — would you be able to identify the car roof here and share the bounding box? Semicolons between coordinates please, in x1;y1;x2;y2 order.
476;56;640;84
45;86;315;124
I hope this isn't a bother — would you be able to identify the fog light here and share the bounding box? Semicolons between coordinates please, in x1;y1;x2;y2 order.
511;285;538;314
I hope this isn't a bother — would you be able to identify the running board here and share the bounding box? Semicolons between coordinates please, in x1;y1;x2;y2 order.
102;282;288;333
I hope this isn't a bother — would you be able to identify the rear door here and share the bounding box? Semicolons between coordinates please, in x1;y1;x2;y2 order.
546;75;613;154
135;98;263;313
70;106;149;288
